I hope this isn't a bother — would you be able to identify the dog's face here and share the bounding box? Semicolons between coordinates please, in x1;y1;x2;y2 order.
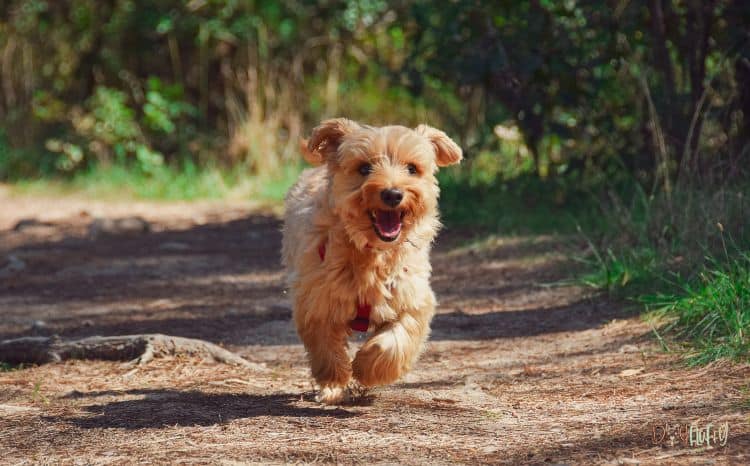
304;119;462;248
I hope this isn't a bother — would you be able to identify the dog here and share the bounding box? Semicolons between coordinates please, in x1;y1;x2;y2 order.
282;118;462;404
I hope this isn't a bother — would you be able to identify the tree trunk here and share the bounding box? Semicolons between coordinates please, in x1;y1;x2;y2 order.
648;0;679;167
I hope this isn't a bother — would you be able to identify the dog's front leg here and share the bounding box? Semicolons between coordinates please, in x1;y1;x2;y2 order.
351;307;431;387
295;313;352;404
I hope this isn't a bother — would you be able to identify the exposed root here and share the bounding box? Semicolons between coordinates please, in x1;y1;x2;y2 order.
0;334;266;370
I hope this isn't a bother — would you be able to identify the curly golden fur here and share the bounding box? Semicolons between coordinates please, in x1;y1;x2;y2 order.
282;118;462;404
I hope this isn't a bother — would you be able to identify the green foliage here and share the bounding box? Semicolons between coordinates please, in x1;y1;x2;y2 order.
437;157;611;235
2;0;422;179
13;161;298;202
44;85;166;174
1;0;748;187
89;87;141;145
35;77;199;175
0;128;58;179
31;380;49;404
142;78;195;135
578;246;658;295
405;0;749;186
439;173;586;234
0;362;20;372
575;183;750;364
644;253;750;365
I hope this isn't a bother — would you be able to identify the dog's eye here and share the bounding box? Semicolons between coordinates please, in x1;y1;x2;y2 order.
358;163;373;176
407;163;418;175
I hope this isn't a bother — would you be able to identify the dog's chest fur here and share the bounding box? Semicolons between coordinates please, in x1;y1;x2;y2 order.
318;234;431;325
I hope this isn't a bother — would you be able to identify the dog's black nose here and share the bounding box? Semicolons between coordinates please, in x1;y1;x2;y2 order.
380;188;404;207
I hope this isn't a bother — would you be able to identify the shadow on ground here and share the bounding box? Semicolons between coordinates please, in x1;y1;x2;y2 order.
0;212;628;346
0;296;632;346
431;299;633;340
0;215;283;302
47;389;357;429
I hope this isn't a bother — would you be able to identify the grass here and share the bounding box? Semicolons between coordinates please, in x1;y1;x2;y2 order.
581;245;750;365
9;161;301;202
438;170;600;234
642;252;750;365
574;184;750;365
0;362;22;372
576;240;660;295
31;380;50;404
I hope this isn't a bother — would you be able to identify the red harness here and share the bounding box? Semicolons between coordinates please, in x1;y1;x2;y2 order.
318;242;371;332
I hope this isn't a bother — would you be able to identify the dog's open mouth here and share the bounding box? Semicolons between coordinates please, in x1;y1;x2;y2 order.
369;209;405;242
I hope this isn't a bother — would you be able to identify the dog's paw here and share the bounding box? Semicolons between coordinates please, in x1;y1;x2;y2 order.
316;386;347;405
352;341;402;387
344;381;375;405
347;381;371;399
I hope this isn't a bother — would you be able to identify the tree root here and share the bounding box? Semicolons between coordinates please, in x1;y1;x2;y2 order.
0;334;266;370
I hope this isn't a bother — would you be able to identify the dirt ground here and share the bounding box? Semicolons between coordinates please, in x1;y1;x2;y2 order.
0;188;748;465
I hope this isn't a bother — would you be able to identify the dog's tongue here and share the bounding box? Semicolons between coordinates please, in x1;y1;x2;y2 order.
376;209;402;237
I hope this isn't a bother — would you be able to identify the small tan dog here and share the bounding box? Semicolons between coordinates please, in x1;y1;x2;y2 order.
282;118;462;404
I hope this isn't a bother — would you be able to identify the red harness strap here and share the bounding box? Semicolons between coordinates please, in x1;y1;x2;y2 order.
318;241;371;332
351;303;371;332
318;242;326;261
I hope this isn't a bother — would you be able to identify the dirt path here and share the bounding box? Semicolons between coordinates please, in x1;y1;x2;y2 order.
0;193;748;465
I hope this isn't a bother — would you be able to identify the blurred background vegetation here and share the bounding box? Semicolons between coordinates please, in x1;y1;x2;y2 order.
0;0;748;362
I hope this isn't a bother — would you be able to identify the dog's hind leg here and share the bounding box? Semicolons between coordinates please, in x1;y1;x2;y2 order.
351;308;431;387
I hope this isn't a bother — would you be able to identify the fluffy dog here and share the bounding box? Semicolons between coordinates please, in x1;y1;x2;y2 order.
282;118;462;404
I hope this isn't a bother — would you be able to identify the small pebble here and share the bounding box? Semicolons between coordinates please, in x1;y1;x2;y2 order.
31;320;47;332
0;255;27;277
89;216;151;238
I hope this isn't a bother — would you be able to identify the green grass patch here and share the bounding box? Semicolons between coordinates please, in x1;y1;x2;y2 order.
576;241;660;295
0;362;22;372
578;239;750;365
10;161;301;203
570;181;750;365
579;237;750;365
643;253;750;365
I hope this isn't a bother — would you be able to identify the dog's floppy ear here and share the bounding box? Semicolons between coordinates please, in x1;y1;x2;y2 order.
304;118;361;165
415;124;463;167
